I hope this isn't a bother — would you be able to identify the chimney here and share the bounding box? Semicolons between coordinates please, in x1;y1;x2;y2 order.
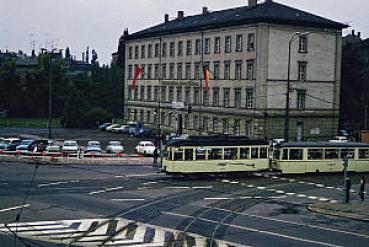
248;0;257;7
177;11;184;20
164;14;169;23
352;30;355;36
358;32;361;38
202;7;209;14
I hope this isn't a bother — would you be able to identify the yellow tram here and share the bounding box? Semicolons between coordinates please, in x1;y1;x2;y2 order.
162;136;270;175
273;142;369;174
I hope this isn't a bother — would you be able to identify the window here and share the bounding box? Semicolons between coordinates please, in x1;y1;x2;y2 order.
154;110;159;123
240;147;250;159
214;37;221;54
204;38;210;54
140;110;144;122
141;45;145;58
169;63;175;79
289;149;303;160
308;149;323;160
185;87;191;103
224;62;230;80
213;118;219;133
147;86;152;101
193;87;199;105
246;121;252;137
154;86;159;102
177;63;183;80
224;148;238;160
161;112;166;125
128;87;132;100
169;42;175;57
235;89;241;108
161;64;166;79
193;115;199;129
185;63;191;79
194;62;201;79
162;42;167;57
203;90;209;106
128;47;133;59
234;119;240;135
225;36;232;53
260;147;268;159
213;62;220;79
208;148;222;160
251;147;259;159
154;43;160;58
341;149;355;159
235;61;242;80
223;88;230;107
154;64;160;79
247;60;254;80
223;118;229;133
195;39;201;55
140;64;145;79
146;111;151;123
134;46;139;59
161;86;166;102
186;40;192;55
148;44;152;58
236;34;243;52
176;87;182;102
134;87;138;100
297;90;306;110
282;149;288;160
185;149;194;161
178;41;183;56
183;114;189;129
247;33;255;51
140;86;145;101
128;65;133;79
168;86;174;102
298;62;307;81
325;149;339;159
246;89;254;109
147;64;152;79
359;149;369;159
213;88;219;107
202;117;208;132
299;36;307;53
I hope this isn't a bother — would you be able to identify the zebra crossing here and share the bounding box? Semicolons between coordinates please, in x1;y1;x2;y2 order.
0;218;248;246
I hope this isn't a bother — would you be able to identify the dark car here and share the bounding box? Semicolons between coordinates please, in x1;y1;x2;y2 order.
0;138;22;151
16;140;37;151
98;123;112;131
29;140;50;152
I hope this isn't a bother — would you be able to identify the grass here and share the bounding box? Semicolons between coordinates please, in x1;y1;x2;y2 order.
0;118;62;128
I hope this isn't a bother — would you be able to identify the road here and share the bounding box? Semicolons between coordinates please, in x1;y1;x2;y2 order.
0;161;368;247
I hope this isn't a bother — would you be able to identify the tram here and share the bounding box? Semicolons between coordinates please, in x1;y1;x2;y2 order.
272;142;369;174
162;136;270;175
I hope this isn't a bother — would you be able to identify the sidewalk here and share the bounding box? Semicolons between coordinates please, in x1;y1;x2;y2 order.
309;200;369;222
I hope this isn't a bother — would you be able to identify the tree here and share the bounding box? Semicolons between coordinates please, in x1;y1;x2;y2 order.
65;47;71;59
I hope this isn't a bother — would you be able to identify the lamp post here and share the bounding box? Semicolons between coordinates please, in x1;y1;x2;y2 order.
47;48;57;140
283;32;311;142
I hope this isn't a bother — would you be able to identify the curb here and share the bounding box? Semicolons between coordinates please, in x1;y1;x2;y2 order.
308;205;369;222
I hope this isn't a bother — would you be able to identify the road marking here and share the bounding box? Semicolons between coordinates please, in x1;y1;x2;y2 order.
247;184;255;188
192;186;213;189
230;181;239;184
297;194;307;198
38;180;79;188
326;186;335;189
166;186;190;189
204;197;233;200
316;184;325;188
0;204;30;213
319;198;330;202
286;192;296;195
163;212;343;247
111;199;146;202
221;179;231;183
89;186;124;195
142;181;158;185
308;196;318;200
115;175;124;178
257;186;266;190
276;190;285;194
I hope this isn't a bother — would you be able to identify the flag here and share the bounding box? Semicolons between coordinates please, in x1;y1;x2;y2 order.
203;66;210;92
131;65;142;90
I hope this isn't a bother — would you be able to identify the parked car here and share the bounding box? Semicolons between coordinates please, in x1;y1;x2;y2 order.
106;141;124;153
135;141;156;156
16;139;37;151
0;138;22;151
85;141;102;154
329;136;348;143
62;140;79;154
46;141;60;153
98;122;112;131
112;125;130;134
30;140;49;152
106;124;120;132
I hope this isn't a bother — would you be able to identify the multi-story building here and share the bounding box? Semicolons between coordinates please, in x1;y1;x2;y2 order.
122;0;347;140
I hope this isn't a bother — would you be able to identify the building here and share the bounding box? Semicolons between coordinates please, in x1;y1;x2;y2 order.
122;0;347;141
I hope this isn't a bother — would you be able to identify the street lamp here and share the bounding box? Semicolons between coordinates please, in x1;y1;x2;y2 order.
47;48;57;140
284;32;311;142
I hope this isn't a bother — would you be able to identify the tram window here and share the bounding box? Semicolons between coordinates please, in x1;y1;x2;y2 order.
282;149;288;160
174;149;184;161
251;148;259;159
240;148;250;159
260;147;268;159
196;148;206;160
208;148;222;160
184;149;194;161
224;148;237;160
273;150;280;160
359;149;369;159
325;149;339;159
308;149;323;160
167;149;172;161
289;149;303;160
341;149;355;159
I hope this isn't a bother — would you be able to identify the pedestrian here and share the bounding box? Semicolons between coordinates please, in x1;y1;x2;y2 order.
359;176;366;201
153;147;158;164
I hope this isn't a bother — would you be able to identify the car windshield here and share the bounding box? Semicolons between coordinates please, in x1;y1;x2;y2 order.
1;140;11;144
64;142;77;146
109;141;121;146
21;140;34;145
88;141;100;146
145;143;154;147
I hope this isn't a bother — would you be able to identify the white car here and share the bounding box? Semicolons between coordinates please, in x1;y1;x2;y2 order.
86;141;102;154
106;141;124;153
112;125;130;134
135;141;156;156
46;141;60;153
106;124;120;132
329;136;348;143
62;140;79;154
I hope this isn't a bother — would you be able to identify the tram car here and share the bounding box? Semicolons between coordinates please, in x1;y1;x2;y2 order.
162;136;270;175
272;142;369;174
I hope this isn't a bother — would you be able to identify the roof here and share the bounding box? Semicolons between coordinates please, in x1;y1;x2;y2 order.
128;1;348;40
280;142;369;148
166;135;269;147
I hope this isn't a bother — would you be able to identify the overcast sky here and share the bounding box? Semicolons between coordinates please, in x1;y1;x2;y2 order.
0;0;367;65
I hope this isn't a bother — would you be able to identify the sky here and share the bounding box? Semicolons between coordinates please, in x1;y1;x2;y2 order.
0;0;368;65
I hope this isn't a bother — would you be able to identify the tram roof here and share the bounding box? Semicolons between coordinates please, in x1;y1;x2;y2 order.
166;135;269;147
279;142;369;148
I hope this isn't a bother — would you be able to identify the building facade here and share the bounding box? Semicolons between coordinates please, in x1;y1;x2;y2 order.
123;0;347;141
